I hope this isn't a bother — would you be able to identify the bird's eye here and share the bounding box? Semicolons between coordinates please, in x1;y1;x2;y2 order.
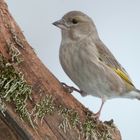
72;18;78;24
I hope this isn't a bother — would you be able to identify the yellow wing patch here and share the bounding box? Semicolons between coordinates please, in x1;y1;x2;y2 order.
112;68;134;87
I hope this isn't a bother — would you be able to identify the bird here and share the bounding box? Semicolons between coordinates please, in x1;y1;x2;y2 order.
53;11;140;118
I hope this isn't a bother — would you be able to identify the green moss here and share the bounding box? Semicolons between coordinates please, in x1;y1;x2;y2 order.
33;95;55;123
9;27;24;49
57;106;115;139
0;54;33;126
0;54;55;127
70;110;80;128
82;119;96;140
58;106;80;133
6;41;23;64
82;117;114;140
58;107;72;133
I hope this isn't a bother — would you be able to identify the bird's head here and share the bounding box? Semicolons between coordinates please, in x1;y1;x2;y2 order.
53;11;99;41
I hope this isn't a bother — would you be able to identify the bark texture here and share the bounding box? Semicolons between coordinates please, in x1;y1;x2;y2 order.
0;1;122;140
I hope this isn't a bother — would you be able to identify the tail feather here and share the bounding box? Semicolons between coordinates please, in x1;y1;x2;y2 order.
135;89;140;93
129;89;140;100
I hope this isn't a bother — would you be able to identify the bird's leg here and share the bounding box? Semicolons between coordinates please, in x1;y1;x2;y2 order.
93;98;105;119
61;82;82;94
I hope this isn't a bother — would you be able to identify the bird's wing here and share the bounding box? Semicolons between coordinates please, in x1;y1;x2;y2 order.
96;41;134;87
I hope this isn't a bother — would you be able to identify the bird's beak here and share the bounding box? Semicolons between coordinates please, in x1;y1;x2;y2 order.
52;19;69;30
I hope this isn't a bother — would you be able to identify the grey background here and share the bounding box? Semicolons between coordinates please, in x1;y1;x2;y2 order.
7;1;140;140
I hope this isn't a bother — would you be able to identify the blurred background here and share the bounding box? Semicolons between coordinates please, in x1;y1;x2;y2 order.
6;1;140;140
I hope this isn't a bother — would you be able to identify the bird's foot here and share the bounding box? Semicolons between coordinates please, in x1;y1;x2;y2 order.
91;111;101;121
61;82;82;94
91;98;105;120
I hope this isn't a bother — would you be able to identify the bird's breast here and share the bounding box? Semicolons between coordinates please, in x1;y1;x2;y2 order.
59;40;126;99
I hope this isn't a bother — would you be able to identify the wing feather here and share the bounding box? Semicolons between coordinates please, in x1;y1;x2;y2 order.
96;40;134;87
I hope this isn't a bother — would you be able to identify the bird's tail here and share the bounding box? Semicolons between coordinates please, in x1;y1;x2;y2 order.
135;89;140;93
129;89;140;100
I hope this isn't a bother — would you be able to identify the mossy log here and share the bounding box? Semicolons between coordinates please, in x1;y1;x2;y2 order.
0;0;122;140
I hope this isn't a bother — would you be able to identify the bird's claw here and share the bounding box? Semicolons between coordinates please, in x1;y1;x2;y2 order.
61;82;82;94
61;82;74;93
91;112;101;121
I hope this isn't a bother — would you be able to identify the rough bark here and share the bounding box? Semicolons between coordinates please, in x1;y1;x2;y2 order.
0;1;121;140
